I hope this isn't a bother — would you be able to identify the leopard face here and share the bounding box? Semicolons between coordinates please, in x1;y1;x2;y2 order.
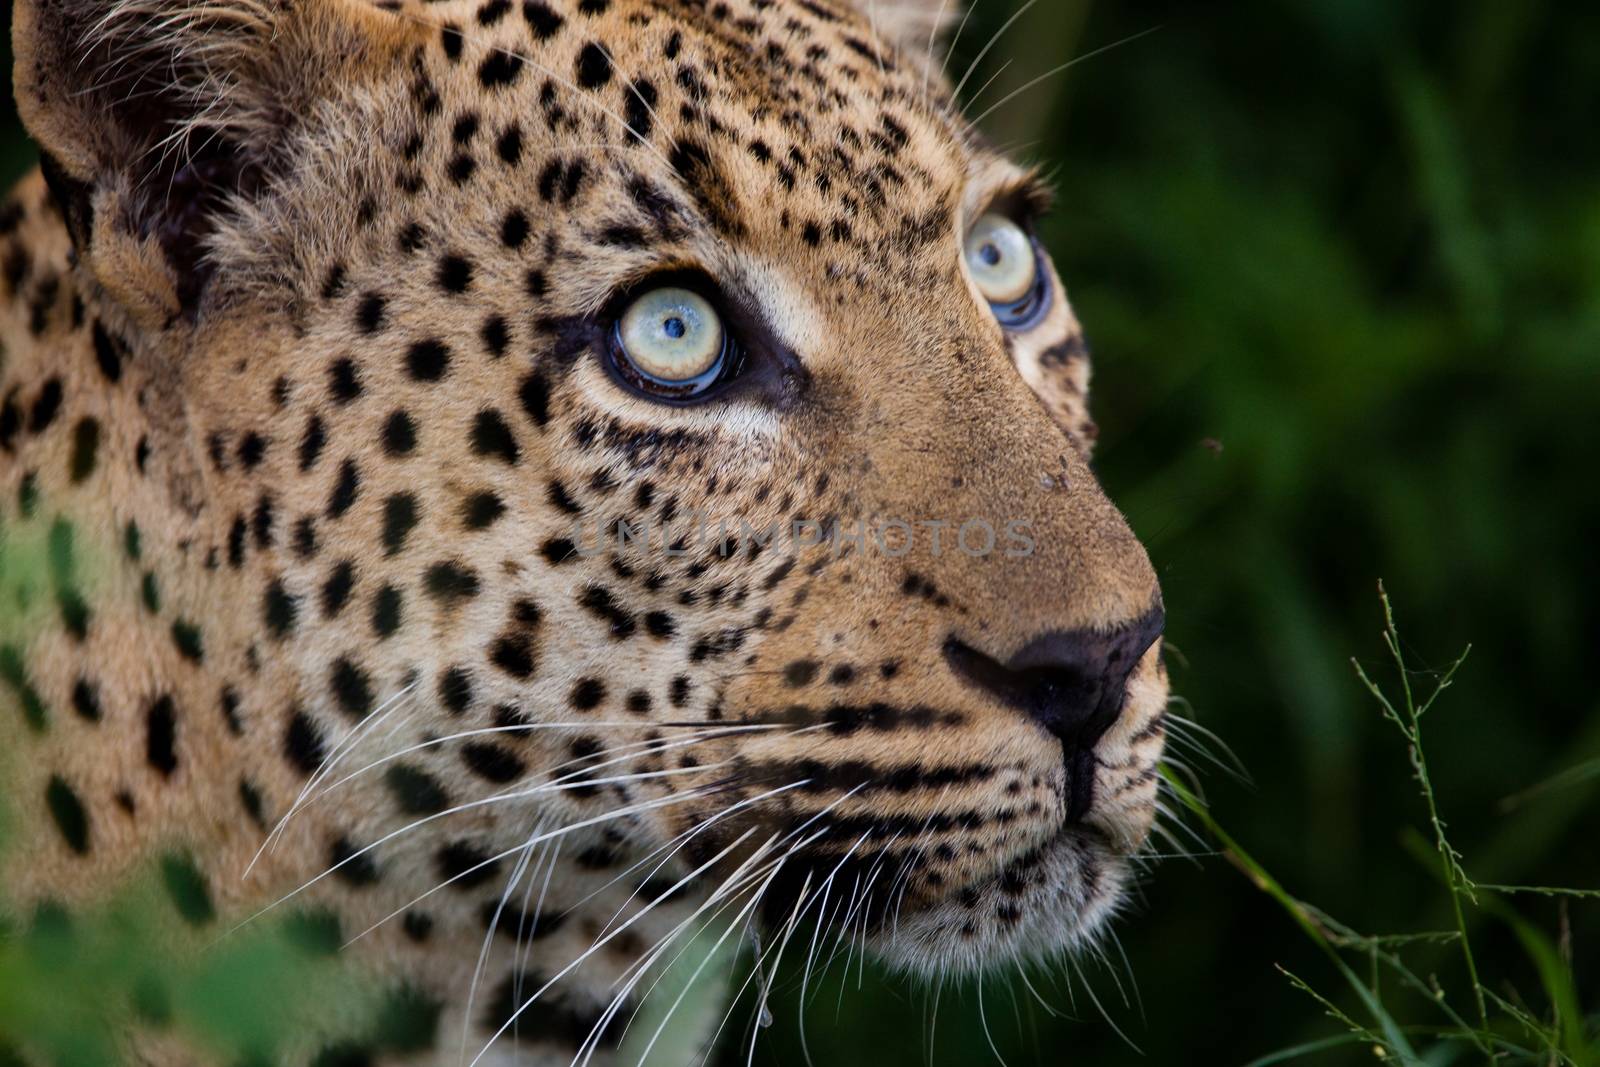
2;0;1167;1056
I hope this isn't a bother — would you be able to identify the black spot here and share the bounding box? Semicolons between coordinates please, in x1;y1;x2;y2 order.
407;339;451;381
293;515;318;559
440;23;463;61
547;480;582;515
670;675;691;707
477;0;511;25
480;314;510;358
373;585;404;638
402;912;434;942
92;322;123;382
286;709;326;776
452;113;481;145
46;776;89;854
171;620;204;663
68;418;99;483
330;837;381;888
438;667;474;713
436;841;501;889
519;370;550;428
253;493;277;548
265;578;300;637
329;358;362;403
644;611;676;638
239;779;266;828
71;677;102;722
524;0;565;38
470;409;520;464
160;854;215;925
220;685;244;735
424;561;480;603
141;571;161;613
500;209;530;250
461;742;526;783
448;154;477;185
28;378;62;433
381;493;420;556
569;677;604;711
399;221;426;253
330;657;375;719
496;123;524;165
300;414;327;471
829;664;855;685
436;254;473;294
322;560;356;618
540;537;578;564
478;50;524;88
462;491;506;529
357;292;387;334
146;695;178;776
575;845;621;869
385;764;449;816
785;662;820;689
488;632;535;678
327;460;360;518
56;585;89;641
483;973;624;1046
578;585;635;638
382;410;418;456
310;1044;372;1067
228;515;248;566
576;42;613;88
624;79;658;141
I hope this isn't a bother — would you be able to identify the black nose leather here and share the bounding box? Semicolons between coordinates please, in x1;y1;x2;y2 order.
943;606;1165;821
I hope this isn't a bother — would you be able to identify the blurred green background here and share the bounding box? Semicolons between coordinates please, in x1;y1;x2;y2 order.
2;1;1596;1064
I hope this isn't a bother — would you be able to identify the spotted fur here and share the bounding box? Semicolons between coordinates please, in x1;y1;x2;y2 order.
1;0;1167;1062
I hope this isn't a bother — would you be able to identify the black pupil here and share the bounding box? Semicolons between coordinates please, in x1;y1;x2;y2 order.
663;316;686;339
980;242;1002;268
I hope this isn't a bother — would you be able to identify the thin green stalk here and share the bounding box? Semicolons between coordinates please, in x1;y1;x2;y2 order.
1352;582;1489;1044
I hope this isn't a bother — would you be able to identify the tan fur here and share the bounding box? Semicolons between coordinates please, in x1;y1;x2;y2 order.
1;0;1166;1062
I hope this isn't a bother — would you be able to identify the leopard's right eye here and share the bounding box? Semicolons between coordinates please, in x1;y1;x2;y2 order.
608;286;740;401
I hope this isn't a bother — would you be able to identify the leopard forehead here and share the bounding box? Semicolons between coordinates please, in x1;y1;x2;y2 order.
1;0;1167;1059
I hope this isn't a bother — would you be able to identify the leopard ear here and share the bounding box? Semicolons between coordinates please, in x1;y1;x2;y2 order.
11;0;416;323
838;0;959;68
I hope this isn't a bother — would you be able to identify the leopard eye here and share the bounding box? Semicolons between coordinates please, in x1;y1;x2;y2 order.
964;213;1050;330
611;287;731;399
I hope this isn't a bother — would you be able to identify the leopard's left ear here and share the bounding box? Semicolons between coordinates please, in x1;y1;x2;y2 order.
12;0;420;324
837;0;958;66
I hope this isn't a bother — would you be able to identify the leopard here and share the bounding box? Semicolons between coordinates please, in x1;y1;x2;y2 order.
0;0;1169;1063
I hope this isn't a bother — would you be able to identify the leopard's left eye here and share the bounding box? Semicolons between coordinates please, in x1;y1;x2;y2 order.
964;213;1050;330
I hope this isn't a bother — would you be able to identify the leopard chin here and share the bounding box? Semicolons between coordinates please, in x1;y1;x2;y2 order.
871;824;1131;978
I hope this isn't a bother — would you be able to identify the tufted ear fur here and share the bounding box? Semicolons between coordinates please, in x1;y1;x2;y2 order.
11;0;413;324
837;0;958;68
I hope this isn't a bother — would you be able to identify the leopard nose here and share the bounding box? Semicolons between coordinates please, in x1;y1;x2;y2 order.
942;605;1165;820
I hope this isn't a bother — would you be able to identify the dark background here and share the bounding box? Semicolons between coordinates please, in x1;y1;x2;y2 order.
2;2;1596;1065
